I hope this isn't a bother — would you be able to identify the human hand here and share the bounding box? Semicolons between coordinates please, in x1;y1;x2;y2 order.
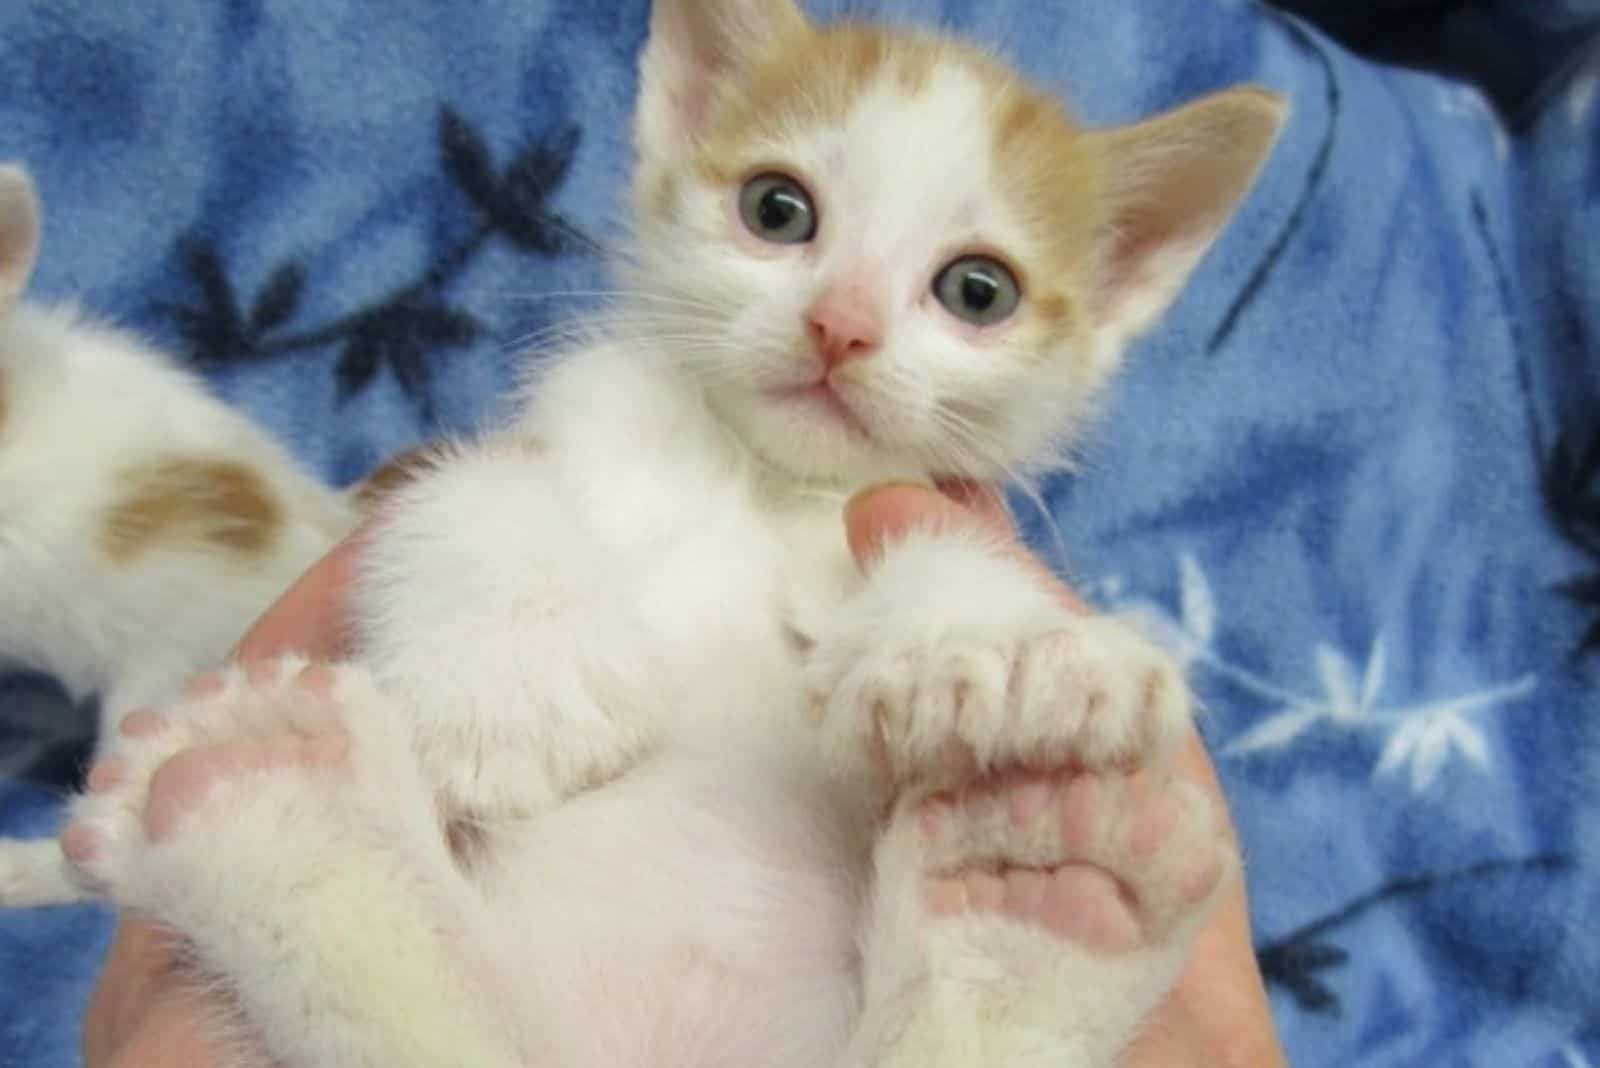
843;481;1286;1068
82;530;366;1068
86;483;1287;1068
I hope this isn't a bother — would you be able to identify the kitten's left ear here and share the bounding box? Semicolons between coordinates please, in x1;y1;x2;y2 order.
1089;87;1288;343
635;0;809;165
0;164;41;306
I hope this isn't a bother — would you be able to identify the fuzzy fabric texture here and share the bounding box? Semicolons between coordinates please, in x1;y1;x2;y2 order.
0;1;1596;1065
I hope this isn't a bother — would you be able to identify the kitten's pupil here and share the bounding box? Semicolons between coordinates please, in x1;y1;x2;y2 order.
759;190;802;231
934;255;1020;326
961;272;998;313
738;173;816;244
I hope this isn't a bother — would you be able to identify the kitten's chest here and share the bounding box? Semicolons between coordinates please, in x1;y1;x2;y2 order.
620;490;856;706
768;504;859;656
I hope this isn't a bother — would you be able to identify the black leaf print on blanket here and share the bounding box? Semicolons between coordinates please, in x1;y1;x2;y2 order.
157;104;594;425
1468;186;1599;662
1257;853;1572;1015
1544;429;1600;657
440;109;594;257
1207;9;1338;354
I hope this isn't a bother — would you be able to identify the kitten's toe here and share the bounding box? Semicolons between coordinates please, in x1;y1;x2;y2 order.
63;705;187;891
819;613;1191;792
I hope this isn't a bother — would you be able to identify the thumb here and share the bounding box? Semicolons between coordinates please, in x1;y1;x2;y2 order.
843;481;1089;614
843;481;1013;569
233;523;369;664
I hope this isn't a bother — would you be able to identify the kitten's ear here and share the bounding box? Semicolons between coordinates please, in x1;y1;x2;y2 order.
1088;87;1288;342
636;0;808;163
0;164;41;306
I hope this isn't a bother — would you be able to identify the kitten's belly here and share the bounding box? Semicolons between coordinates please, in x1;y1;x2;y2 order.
485;716;872;1068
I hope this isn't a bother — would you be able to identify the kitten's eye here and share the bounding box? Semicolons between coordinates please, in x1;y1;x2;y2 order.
933;256;1020;327
738;173;817;244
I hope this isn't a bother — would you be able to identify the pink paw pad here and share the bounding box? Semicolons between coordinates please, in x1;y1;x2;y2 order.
85;757;127;793
118;708;167;739
185;671;228;699
915;765;1227;955
59;822;100;865
143;735;350;843
924;864;1141;953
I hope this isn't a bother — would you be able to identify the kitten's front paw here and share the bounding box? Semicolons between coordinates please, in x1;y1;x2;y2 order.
811;534;1189;786
413;681;657;829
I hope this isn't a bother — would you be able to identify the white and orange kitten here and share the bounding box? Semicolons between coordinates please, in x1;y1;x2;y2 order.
0;165;362;904
46;0;1282;1064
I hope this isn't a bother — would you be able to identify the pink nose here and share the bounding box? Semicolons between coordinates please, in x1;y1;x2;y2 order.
805;285;882;371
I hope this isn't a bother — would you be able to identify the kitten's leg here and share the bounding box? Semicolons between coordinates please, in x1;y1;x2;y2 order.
814;529;1229;1067
358;442;664;827
63;660;534;1068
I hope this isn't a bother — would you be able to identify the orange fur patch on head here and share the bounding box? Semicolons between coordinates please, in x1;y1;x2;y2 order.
100;458;283;562
695;22;944;178
985;80;1107;344
1030;290;1072;329
690;18;1101;348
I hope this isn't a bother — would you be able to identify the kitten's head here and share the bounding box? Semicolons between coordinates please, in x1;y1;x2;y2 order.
0;164;40;312
625;0;1287;486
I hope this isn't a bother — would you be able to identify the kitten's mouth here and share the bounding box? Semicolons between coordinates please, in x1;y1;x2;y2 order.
768;380;873;440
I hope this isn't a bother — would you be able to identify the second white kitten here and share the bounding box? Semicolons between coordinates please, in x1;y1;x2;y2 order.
0;164;361;904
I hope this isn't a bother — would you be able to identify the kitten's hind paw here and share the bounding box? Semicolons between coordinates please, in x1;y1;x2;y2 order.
62;659;423;909
856;762;1231;1066
914;765;1226;953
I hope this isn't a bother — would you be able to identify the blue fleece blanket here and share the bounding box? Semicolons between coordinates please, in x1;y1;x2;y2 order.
2;1;1597;1065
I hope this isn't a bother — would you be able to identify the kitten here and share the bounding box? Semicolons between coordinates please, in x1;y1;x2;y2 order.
61;0;1286;1065
0;164;362;905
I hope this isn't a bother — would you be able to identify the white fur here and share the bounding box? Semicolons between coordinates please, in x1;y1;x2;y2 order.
74;383;1218;1065
39;0;1283;1061
0;167;360;904
0;304;356;708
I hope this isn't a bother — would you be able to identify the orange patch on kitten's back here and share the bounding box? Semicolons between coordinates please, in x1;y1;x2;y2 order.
100;458;283;562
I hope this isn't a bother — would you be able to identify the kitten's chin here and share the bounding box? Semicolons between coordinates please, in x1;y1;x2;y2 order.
705;387;917;490
765;383;873;442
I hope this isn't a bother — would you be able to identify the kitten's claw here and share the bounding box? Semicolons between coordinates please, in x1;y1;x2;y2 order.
826;616;1188;784
812;531;1191;786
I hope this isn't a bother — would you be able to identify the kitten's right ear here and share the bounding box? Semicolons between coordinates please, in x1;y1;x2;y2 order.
636;0;808;164
1086;88;1287;345
0;165;40;305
